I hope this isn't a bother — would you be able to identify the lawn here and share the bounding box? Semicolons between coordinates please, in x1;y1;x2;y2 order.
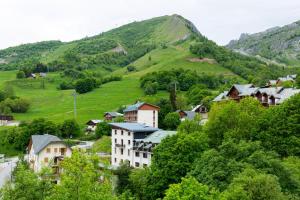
9;76;143;125
92;136;112;154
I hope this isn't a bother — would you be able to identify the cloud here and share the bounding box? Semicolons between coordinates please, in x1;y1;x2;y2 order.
0;0;299;49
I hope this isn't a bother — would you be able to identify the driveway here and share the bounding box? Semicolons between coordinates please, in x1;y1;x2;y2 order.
0;157;18;188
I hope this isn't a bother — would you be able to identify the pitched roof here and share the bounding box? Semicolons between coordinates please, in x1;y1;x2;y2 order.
258;87;283;96
232;84;254;94
123;102;159;112
142;130;177;144
104;112;123;117
213;91;228;102
86;119;103;125
276;88;300;104
109;123;159;132
183;111;196;120
239;87;259;96
31;134;62;154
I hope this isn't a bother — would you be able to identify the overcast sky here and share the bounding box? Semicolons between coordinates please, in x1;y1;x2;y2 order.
0;0;300;49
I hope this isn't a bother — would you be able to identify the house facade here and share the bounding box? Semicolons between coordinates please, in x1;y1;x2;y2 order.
86;119;103;132
110;123;176;168
27;134;72;174
123;102;159;128
104;112;123;121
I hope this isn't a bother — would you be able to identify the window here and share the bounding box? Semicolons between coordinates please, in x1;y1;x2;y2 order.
115;139;117;143
135;152;140;157
114;158;117;163
128;132;131;136
54;148;57;153
135;162;140;167
143;153;148;158
44;157;48;163
128;140;131;145
60;148;66;156
46;148;51;153
143;164;147;168
121;130;124;135
114;148;116;154
121;139;123;145
121;148;123;155
128;150;130;156
114;130;117;135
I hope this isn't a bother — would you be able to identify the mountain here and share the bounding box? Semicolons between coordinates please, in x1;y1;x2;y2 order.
227;20;300;67
0;15;292;125
0;15;197;71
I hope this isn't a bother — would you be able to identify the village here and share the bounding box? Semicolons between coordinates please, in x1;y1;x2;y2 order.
0;73;299;188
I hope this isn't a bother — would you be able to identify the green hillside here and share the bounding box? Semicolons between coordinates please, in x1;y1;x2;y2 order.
0;14;292;126
227;20;300;67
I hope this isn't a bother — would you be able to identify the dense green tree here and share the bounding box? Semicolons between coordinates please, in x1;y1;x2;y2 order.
75;78;97;94
255;94;300;157
60;119;81;138
143;132;209;199
163;112;181;130
221;168;286;200
0;163;53;200
115;161;132;195
186;85;212;106
205;98;263;147
156;98;173;129
164;177;219;200
47;150;115;200
95;122;112;138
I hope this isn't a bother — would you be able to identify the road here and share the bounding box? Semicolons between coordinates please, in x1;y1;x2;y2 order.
0;157;18;188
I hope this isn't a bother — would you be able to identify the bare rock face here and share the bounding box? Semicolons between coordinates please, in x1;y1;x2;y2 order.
226;20;300;67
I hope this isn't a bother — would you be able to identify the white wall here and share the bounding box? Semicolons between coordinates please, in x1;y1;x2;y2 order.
111;128;134;167
137;110;158;128
29;143;71;173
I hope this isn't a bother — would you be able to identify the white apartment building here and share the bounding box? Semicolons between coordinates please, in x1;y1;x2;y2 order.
110;123;158;168
110;123;176;168
123;102;159;128
27;134;72;174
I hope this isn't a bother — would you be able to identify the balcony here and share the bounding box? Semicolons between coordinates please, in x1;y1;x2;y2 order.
115;143;125;148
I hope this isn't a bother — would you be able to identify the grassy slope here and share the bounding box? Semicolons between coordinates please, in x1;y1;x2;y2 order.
8;76;143;125
0;15;243;126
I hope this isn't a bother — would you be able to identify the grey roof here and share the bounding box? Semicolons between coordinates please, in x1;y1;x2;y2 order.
232;84;254;93
239;87;259;96
123;102;145;112
31;134;62;154
258;87;283;96
109;123;159;132
183;111;196;120
276;88;300;104
213;91;228;102
104;112;123;117
143;130;177;144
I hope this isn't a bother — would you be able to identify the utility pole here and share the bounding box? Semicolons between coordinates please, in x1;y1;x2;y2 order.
72;91;77;118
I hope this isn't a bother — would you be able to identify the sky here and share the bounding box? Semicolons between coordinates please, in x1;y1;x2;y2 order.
0;0;300;49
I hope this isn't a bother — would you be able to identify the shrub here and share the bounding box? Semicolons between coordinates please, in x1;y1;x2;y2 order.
75;78;97;94
16;71;26;79
127;65;136;72
95;122;112;138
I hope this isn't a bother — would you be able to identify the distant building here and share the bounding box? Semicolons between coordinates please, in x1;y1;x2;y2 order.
213;84;300;106
0;115;14;126
27;134;72;174
123;102;160;128
86;120;103;132
177;110;196;121
110;122;175;168
104;112;123;121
